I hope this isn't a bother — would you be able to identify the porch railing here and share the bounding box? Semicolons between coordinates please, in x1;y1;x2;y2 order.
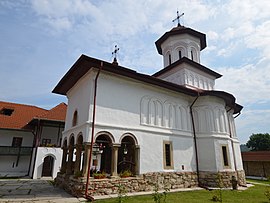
0;146;33;156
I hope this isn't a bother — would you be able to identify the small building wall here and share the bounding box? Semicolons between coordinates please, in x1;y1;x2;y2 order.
241;151;270;178
243;161;270;178
32;147;63;179
0;129;33;177
0;155;31;177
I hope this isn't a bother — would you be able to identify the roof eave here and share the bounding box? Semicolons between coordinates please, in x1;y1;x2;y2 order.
152;57;222;79
155;28;207;55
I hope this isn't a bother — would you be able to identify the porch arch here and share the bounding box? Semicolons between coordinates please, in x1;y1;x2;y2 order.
60;139;68;173
66;134;75;175
94;132;114;174
74;133;84;175
118;133;140;175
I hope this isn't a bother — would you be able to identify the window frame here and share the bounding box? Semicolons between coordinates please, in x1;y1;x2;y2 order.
221;145;230;169
72;110;78;127
42;138;51;146
163;141;174;169
12;137;23;147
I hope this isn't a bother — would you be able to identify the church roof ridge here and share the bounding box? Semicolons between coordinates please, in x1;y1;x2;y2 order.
152;56;222;78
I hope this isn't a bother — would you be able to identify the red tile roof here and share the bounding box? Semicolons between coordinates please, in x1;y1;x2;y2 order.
0;101;67;130
36;102;67;122
241;151;270;162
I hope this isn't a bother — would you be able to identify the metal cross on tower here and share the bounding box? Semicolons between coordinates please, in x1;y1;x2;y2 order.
112;45;120;65
172;11;184;27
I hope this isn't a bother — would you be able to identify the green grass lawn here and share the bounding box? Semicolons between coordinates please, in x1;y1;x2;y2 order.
95;184;270;203
246;178;270;185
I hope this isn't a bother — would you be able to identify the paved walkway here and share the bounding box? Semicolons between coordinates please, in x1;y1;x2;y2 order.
0;178;86;203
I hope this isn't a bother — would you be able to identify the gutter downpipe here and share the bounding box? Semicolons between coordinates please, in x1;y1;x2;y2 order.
27;130;36;177
85;62;103;200
190;93;200;186
227;109;241;185
31;119;40;178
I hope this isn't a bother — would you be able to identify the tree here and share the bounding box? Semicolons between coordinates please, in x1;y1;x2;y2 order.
246;133;270;151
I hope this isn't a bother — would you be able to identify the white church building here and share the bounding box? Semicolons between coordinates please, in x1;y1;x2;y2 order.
53;23;245;197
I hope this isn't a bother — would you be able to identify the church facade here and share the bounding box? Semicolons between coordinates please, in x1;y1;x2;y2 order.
53;24;245;197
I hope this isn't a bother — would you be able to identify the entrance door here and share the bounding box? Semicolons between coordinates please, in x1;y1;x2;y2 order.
42;156;54;177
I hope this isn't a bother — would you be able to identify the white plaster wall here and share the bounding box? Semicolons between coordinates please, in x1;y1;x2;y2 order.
214;138;235;172
32;147;63;179
196;138;217;171
232;141;244;170
193;96;229;135
93;124;196;173
62;69;242;174
156;63;216;90
65;69;94;130
40;126;64;145
0;155;31;177
63;69;96;144
0;129;33;177
0;130;33;147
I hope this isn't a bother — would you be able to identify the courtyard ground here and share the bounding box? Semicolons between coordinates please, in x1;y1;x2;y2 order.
0;178;86;203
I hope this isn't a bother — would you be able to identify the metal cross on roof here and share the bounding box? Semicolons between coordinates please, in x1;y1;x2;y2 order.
112;45;120;65
172;11;184;27
112;45;120;59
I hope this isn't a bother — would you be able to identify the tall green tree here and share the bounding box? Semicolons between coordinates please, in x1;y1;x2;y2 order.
246;133;270;151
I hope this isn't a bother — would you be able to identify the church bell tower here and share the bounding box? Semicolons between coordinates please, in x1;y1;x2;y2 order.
153;12;221;91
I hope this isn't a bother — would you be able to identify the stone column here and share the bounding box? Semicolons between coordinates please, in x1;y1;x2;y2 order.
66;144;74;175
134;145;140;175
74;144;82;175
82;142;91;177
111;144;120;176
61;146;68;173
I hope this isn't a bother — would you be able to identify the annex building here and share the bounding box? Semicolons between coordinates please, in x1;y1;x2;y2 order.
0;101;66;179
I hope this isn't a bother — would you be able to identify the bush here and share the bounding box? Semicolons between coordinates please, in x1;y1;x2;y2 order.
265;187;270;201
120;170;132;178
93;171;106;179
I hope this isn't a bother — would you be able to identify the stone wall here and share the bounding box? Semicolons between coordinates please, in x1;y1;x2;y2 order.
199;170;246;188
55;172;198;197
55;170;246;197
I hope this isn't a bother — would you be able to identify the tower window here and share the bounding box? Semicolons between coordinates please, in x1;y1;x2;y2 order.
179;50;182;59
191;50;194;61
0;108;14;116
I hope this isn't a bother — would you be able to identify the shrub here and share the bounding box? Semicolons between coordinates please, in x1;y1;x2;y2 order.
93;171;106;179
265;187;270;201
117;184;128;203
120;170;132;178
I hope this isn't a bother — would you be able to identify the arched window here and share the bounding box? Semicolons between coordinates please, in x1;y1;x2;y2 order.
168;54;172;65
72;110;78;127
179;50;182;59
191;50;194;61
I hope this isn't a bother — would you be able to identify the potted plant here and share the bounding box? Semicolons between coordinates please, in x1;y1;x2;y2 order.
93;171;106;179
120;170;132;178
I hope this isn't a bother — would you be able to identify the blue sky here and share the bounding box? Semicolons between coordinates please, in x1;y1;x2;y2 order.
1;0;270;144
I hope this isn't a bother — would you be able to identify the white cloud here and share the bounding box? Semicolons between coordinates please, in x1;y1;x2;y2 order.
207;31;219;41
216;57;270;105
236;108;270;143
